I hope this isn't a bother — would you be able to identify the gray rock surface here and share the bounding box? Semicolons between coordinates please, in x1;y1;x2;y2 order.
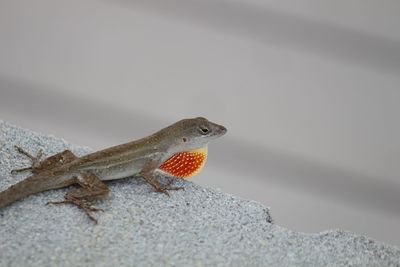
0;120;399;267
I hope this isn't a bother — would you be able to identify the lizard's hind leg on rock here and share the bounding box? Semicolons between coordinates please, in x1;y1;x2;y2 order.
11;146;78;174
47;173;109;223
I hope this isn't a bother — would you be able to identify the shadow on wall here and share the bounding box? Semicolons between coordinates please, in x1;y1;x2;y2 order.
111;0;400;75
1;74;400;219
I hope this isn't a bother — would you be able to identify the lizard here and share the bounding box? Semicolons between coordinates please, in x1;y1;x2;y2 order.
0;117;227;222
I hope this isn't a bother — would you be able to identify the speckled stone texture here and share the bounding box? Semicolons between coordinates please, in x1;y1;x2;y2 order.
0;120;399;267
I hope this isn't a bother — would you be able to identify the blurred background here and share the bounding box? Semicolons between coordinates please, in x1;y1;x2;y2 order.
1;0;400;245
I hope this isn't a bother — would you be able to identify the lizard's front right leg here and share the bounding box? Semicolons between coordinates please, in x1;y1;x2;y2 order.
140;160;184;196
11;145;78;174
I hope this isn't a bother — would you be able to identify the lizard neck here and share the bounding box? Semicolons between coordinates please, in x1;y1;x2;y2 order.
158;146;208;178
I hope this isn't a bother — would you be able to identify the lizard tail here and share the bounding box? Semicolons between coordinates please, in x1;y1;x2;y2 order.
0;174;57;209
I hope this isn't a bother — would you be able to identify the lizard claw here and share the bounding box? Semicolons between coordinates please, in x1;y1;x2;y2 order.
158;188;170;196
85;206;104;212
156;185;184;196
164;186;184;191
46;199;102;223
162;178;185;191
11;167;32;175
11;146;43;174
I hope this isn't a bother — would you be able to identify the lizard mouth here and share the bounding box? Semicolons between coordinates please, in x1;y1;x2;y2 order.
212;123;227;138
217;125;227;136
158;146;208;178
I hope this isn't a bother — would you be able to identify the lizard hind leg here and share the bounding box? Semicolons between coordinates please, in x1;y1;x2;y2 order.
11;146;43;174
47;173;109;223
11;146;77;175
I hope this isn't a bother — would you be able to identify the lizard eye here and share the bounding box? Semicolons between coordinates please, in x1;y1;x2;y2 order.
199;126;210;135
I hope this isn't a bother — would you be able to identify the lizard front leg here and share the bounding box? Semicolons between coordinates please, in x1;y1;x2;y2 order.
47;173;109;223
140;160;184;196
11;146;77;174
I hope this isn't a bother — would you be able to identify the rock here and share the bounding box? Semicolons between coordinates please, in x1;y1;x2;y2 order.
0;120;399;267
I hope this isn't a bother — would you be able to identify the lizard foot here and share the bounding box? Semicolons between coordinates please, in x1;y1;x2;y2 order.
11;146;78;175
154;184;185;196
11;145;43;174
46;173;109;224
140;161;185;196
47;199;103;223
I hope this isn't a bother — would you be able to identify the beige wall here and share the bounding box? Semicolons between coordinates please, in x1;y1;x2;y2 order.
1;0;400;245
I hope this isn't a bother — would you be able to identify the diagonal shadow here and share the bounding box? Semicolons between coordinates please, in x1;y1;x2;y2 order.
110;0;400;75
1;74;400;218
0;75;165;145
211;140;400;217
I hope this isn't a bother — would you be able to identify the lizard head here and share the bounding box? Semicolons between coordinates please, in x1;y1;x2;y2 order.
157;117;227;178
169;117;227;151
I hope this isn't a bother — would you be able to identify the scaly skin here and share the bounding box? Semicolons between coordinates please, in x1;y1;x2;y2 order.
0;117;227;222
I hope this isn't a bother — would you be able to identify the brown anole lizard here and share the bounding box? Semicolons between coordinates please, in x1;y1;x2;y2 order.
0;117;227;222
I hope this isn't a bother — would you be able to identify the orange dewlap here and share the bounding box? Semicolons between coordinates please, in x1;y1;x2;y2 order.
158;146;208;178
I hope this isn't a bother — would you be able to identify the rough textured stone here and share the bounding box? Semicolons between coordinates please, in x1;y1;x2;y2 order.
0;120;399;267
